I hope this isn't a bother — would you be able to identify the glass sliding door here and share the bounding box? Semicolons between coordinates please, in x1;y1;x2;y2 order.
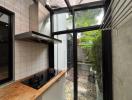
54;33;74;100
52;4;106;100
77;30;103;100
74;7;104;100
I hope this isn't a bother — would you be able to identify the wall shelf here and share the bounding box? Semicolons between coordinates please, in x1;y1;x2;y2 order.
15;31;62;44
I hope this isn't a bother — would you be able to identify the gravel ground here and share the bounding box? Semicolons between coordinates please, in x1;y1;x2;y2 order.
65;68;97;100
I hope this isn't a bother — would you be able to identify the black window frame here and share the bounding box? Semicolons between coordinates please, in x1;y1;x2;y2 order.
0;6;14;85
46;0;113;100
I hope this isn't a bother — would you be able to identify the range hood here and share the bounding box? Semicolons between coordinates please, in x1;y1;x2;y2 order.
15;31;62;43
15;1;61;44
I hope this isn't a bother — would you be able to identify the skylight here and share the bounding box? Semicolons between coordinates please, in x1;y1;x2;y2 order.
46;0;102;9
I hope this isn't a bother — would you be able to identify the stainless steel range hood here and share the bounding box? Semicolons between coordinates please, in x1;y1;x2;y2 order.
15;31;62;43
15;1;61;44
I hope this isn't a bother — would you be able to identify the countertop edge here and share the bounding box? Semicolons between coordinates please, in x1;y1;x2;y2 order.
35;71;66;98
0;70;66;100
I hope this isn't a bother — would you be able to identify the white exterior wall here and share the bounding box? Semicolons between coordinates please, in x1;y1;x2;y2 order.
54;13;68;71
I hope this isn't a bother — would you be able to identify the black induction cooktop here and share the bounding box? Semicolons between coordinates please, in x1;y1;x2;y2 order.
22;69;56;89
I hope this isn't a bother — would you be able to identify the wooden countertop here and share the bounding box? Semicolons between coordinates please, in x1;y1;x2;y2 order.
0;71;66;100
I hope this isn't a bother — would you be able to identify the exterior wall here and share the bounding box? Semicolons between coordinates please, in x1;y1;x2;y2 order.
112;16;132;100
112;0;132;99
54;13;67;71
0;0;49;80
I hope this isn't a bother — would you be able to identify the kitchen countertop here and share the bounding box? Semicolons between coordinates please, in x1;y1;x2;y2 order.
0;71;66;100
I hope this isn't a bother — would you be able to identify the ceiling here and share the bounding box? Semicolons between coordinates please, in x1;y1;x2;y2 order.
39;0;102;9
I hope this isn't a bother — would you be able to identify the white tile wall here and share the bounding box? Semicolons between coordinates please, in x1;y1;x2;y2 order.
15;41;48;80
0;0;49;80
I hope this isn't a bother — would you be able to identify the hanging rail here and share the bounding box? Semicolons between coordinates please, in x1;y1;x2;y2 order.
101;0;132;30
106;3;132;30
101;0;121;29
103;0;127;29
99;0;114;29
112;6;132;29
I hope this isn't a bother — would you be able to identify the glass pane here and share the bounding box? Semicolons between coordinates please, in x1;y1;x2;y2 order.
54;34;74;100
47;0;102;9
46;0;67;9
67;34;73;70
53;13;73;32
53;8;104;32
75;8;104;28
39;3;50;36
39;16;51;36
0;12;10;80
65;34;74;100
77;30;103;100
70;0;102;6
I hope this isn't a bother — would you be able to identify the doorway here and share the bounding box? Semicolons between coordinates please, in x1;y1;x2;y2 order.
0;7;14;84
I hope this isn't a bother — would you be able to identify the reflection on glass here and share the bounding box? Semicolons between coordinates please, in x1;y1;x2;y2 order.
70;0;102;6
67;34;73;70
65;33;74;100
75;8;104;28
53;13;73;32
0;12;9;80
47;0;102;9
39;17;51;35
46;0;66;9
77;30;103;100
53;8;104;32
54;34;74;100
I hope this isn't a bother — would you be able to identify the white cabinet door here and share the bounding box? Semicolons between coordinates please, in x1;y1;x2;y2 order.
37;76;65;100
